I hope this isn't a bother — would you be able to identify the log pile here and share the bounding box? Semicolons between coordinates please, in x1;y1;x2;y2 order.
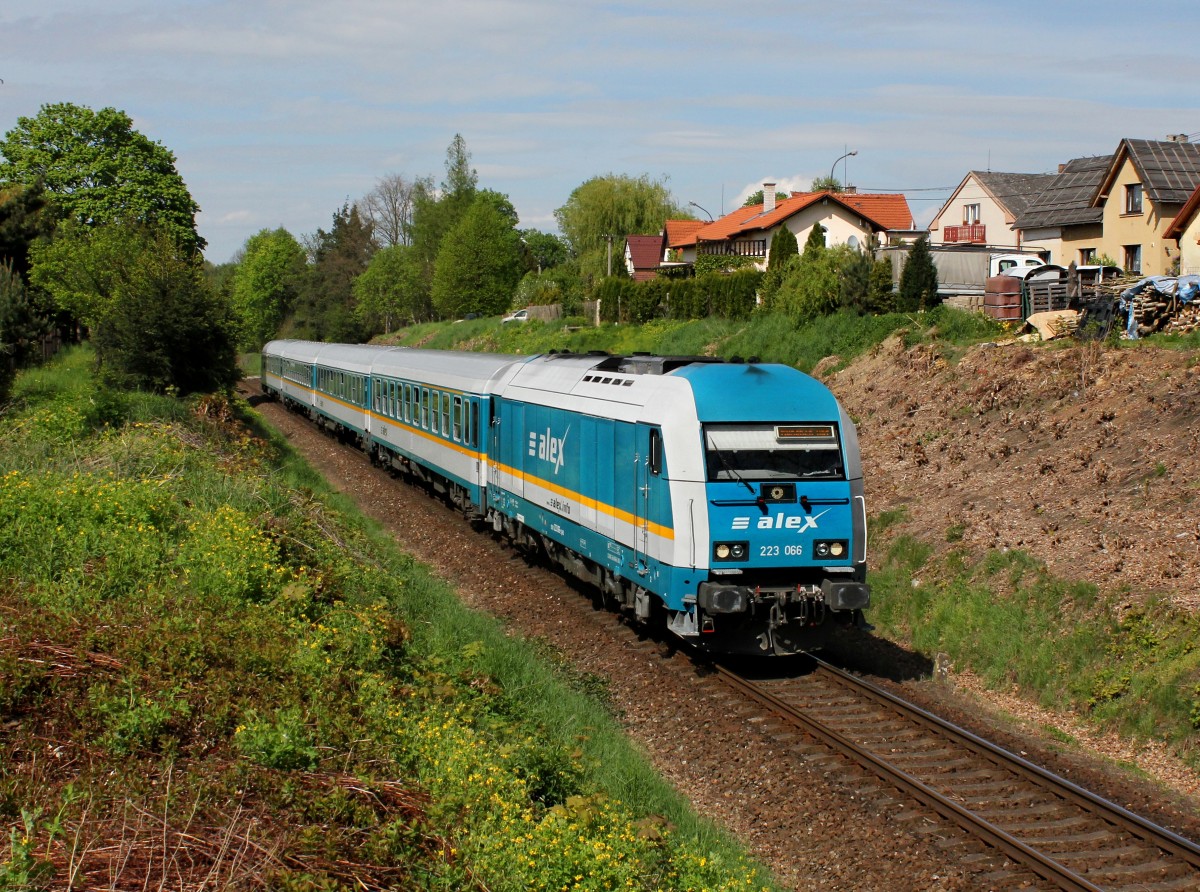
1094;276;1200;337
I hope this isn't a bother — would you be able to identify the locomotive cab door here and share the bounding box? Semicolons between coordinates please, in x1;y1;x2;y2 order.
632;424;663;575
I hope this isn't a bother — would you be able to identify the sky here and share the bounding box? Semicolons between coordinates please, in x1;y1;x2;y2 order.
4;0;1199;264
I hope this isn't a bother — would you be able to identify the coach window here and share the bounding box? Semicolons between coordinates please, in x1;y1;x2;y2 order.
452;396;463;441
419;389;428;429
441;393;451;437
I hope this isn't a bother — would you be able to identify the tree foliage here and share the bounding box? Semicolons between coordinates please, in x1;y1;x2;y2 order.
802;223;827;261
32;223;236;393
0;102;204;255
0;183;59;281
93;241;239;394
775;244;872;324
230;228;306;350
768;226;799;271
898;234;940;311
411;134;478;271
430;195;523;319
519;229;570;273
0;260;52;401
760;226;800;305
353;244;430;331
554;174;686;281
30;220;150;326
868;258;897;313
360;172;418;248
810;175;842;192
290;203;375;342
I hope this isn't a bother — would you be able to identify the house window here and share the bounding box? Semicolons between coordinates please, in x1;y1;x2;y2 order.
963;204;981;225
1125;184;1143;215
1079;248;1096;265
1124;244;1142;274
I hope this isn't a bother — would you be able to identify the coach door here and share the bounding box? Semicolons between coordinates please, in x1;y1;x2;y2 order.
490;400;522;498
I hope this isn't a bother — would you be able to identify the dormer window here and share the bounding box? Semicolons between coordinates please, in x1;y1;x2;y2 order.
1125;184;1143;215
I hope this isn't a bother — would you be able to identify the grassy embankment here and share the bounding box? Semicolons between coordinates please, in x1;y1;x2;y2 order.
389;309;1200;774
0;347;776;891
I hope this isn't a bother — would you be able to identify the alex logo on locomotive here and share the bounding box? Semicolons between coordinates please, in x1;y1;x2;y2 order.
528;425;570;475
731;507;832;533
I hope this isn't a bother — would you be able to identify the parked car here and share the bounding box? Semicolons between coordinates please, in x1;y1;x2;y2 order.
501;309;529;323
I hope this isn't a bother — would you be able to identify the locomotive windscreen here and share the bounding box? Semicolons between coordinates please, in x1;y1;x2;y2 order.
704;424;845;481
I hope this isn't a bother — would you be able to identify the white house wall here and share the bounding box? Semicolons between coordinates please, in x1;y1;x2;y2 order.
931;174;1021;250
767;201;876;268
1179;214;1200;275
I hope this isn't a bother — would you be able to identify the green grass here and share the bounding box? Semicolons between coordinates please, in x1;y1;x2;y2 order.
375;304;1010;374
867;531;1200;770
0;347;777;891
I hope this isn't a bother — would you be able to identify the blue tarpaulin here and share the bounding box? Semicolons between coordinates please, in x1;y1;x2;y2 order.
1119;275;1200;338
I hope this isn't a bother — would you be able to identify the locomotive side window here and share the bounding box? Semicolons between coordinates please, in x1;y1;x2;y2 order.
704;423;844;481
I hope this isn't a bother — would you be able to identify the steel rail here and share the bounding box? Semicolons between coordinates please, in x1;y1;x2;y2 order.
716;664;1106;892
811;658;1200;872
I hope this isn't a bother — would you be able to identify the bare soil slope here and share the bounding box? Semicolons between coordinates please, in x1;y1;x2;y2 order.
829;337;1200;609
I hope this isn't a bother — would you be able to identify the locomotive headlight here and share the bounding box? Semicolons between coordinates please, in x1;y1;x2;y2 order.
815;539;849;560
713;541;748;562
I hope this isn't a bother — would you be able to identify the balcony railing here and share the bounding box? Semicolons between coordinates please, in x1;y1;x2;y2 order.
944;224;986;244
697;238;767;258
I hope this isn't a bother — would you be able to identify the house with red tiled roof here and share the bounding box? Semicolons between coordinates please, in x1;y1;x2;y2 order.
624;234;666;281
666;183;914;271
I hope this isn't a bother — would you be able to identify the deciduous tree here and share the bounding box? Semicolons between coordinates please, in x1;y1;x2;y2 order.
554;174;686;280
431;194;523;319
0;102;204;255
361;173;418;248
231;228;306;350
31;223;237;393
353;244;429;331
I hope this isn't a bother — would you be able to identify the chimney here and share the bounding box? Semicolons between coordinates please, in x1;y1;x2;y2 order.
1167;133;1190;143
763;182;776;214
843;185;857;194
1058;163;1066;173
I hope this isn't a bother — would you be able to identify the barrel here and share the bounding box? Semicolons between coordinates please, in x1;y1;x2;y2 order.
984;275;1023;321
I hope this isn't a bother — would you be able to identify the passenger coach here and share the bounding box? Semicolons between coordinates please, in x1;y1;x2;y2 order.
260;341;870;655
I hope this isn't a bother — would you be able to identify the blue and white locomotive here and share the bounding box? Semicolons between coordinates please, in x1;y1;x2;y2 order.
260;340;870;655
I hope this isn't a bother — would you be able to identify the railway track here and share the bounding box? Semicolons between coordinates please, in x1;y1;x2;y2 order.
716;659;1200;891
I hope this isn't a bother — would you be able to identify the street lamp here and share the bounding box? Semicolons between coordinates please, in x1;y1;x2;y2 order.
689;201;714;222
830;150;857;189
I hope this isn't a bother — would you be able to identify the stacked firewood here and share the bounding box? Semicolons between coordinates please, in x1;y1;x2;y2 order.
1098;276;1198;337
1167;301;1200;334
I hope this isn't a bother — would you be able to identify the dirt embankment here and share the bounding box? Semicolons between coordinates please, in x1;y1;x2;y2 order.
826;336;1200;611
